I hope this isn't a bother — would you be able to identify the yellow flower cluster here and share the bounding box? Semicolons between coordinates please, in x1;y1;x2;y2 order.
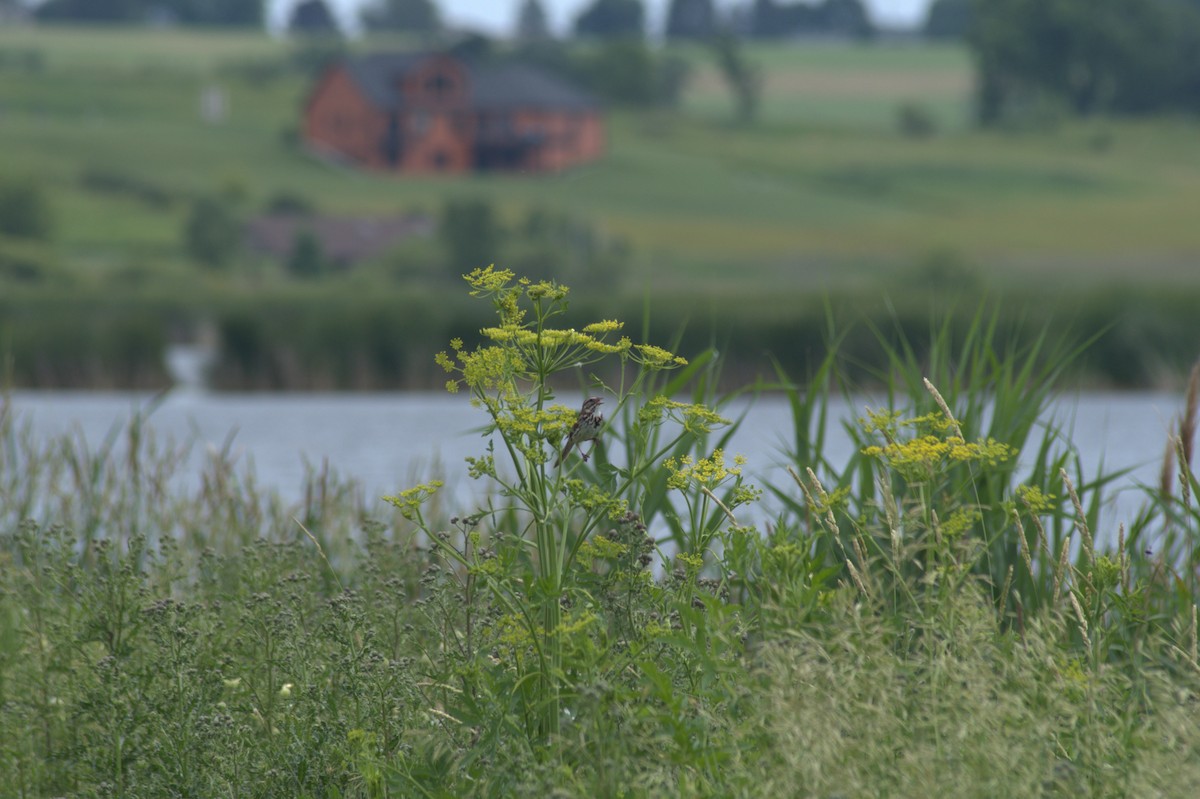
675;551;705;575
939;508;981;539
523;279;569;302
632;343;688;369
583;319;622;333
1015;484;1056;514
640;396;730;435
555;610;598;639
664;449;746;490
440;269;691;401
383;481;444;521
495;613;536;651
860;408;904;435
435;341;524;395
465;455;495;480
464;265;513;294
563;479;628;519
578;534;629;562
863;434;1015;470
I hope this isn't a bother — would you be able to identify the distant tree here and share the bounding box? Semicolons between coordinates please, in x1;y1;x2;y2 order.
153;0;265;27
821;0;872;38
360;0;440;34
748;0;809;38
708;29;761;123
923;0;972;39
515;0;550;41
0;180;53;241
184;196;240;268
288;0;340;35
448;32;494;60
748;0;871;39
578;39;666;105
286;229;326;278
665;0;716;39
573;0;644;39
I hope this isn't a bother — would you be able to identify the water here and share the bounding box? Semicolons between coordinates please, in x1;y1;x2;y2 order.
3;388;1187;534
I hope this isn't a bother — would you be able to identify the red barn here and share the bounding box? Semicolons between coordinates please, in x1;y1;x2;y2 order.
304;52;605;175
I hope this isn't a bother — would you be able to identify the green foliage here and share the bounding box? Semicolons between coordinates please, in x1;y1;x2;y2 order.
707;29;762;124
288;0;340;36
359;0;440;34
515;0;551;41
665;0;717;40
570;37;692;108
573;0;645;39
210;294;422;390
35;0;264;25
4;285;1200;794
923;0;973;39
0;179;52;241
749;0;874;39
286;228;327;279
183;195;241;269
0;298;169;388
971;0;1200;123
506;204;631;288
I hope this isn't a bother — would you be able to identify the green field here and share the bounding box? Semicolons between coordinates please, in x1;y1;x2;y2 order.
3;27;1200;293
2;27;1200;390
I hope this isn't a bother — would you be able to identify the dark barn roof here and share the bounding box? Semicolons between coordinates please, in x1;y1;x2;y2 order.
341;52;599;113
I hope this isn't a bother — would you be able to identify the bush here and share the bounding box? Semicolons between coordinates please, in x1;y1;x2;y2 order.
184;195;242;268
286;228;326;278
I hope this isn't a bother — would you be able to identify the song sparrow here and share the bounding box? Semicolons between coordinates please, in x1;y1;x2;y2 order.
555;396;604;467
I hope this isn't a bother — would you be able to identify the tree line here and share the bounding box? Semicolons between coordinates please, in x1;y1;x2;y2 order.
926;0;1200;122
24;0;1200;123
32;0;262;25
23;0;876;40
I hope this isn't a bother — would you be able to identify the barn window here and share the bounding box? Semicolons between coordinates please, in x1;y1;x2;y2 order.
431;151;450;170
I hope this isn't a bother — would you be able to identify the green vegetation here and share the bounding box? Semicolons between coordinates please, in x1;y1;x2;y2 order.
3;274;1200;795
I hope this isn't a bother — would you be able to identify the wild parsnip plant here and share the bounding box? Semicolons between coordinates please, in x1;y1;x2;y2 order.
387;266;750;740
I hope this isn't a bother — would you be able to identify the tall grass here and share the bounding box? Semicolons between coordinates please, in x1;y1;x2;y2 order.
2;279;1199;796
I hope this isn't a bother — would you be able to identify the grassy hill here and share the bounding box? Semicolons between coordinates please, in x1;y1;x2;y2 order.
2;26;1200;388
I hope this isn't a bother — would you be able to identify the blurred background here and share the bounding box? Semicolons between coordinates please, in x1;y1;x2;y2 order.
1;0;1199;394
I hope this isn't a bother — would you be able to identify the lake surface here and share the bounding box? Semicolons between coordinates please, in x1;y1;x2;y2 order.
3;388;1186;536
